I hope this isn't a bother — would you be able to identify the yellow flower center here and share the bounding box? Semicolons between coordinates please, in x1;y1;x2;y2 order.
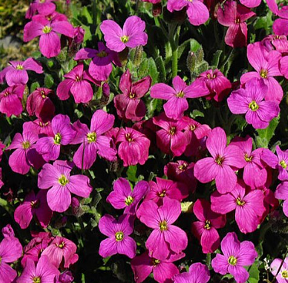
152;259;160;266
33;277;41;283
120;35;129;43
178;162;188;171
115;231;124;241
236;197;245;206
235;18;240;24
260;69;268;78
54;133;61;145
159;220;168;231
176;91;185;98
58;175;69;186
204;220;211;230
129;93;136;99
190;124;196;131
30;200;40;209
125;133;133;142
16;64;23;70
125;196;134;206
97;51;108;58
87;132;97;143
56;241;65;249
215;155;225;165
228;256;237;266
4;91;9;97
40;90;46;99
249;101;259;111
42;26;52;34
280;160;287;169
169;127;176;135
22;141;31;149
158;190;166;197
244;153;253;162
75;75;81;82
207;73;216;79
282;270;288;279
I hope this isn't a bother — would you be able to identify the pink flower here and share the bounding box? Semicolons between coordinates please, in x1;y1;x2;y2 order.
26;87;55;121
262;145;288;181
23;17;74;58
38;160;92;212
131;251;184;283
192;199;226;254
137;198;188;260
240;42;283;102
17;255;59;283
173;262;210;283
0;58;43;86
196;69;232;102
145;177;188;205
99;214;136;258
116;127;150;166
153;112;187;156
211;181;266;233
217;0;255;48
0;84;25;117
211;232;257;283
150;76;209;120
275;182;288;217
239;0;261;8
270;257;288;283
14;190;52;229
25;0;57;19
106;178;149;215
7;121;45;174
55;271;74;283
114;69;151;121
71;109;117;169
262;34;288;54
0;228;23;283
230;136;267;188
194;127;245;194
41;236;78;268
228;78;280;129
36;114;76;162
100;16;148;52
167;0;209;26
74;42;119;81
56;63;99;103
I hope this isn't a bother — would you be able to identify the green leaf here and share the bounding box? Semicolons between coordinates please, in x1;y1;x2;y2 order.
190;109;204;118
126;165;137;182
256;116;280;148
155;56;166;82
147;58;159;84
247;263;260;283
82;6;93;24
211;50;223;68
138;58;149;78
30;82;40;93
44;74;54;88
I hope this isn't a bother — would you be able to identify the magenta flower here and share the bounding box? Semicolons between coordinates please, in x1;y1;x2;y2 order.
71;109;117;169
42;236;79;268
167;0;209;26
36;114;76;162
164;160;197;193
55;271;74;283
7;121;45;174
145;177;188;205
74;42;118;81
275;182;288;217
173;262;210;283
270;257;288;283
150;76;209;120
0;58;43;86
230;136;267;188
131;251;184;283
26;87;55;121
137;198;188;260
211;181;266;233
192;199;226;254
0;84;25;117
153;112;187;156
196;69;232;102
25;0;57;19
0;230;23;283
57;63;99;103
262;34;288;54
194;127;245;194
116;127;150;166
211;232;257;283
114;69;151;121
100;16;148;52
239;0;261;8
240;42;283;102
14;190;52;229
217;0;255;48
99;214;136;258
106;178;149;215
228;78;279;129
17;255;59;283
23;17;74;58
38;160;92;212
29;118;54;137
262;145;288;181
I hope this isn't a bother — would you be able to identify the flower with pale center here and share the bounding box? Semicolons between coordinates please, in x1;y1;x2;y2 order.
159;220;168;231
169;127;176;136
280;160;287;169
96;50;108;58
33;277;41;283
22;141;31;149
16;64;24;70
204;220;211;230
120;35;129;43
58;175;69;186
115;231;124;241
87;132;97;143
282;270;288;279
125;196;134;206
249;101;259;111
56;241;65;249
125;133;133;142
54;133;61;145
30;200;40;209
228;255;237;266
42;26;52;34
176;91;185;98
244;153;253;162
236;197;245;206
260;69;268;78
215;155;225;165
152;258;160;266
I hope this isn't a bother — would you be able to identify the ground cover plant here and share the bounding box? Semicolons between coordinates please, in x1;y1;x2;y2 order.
1;0;288;282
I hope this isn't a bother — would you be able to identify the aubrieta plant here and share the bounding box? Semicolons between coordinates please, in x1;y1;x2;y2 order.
2;0;288;282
